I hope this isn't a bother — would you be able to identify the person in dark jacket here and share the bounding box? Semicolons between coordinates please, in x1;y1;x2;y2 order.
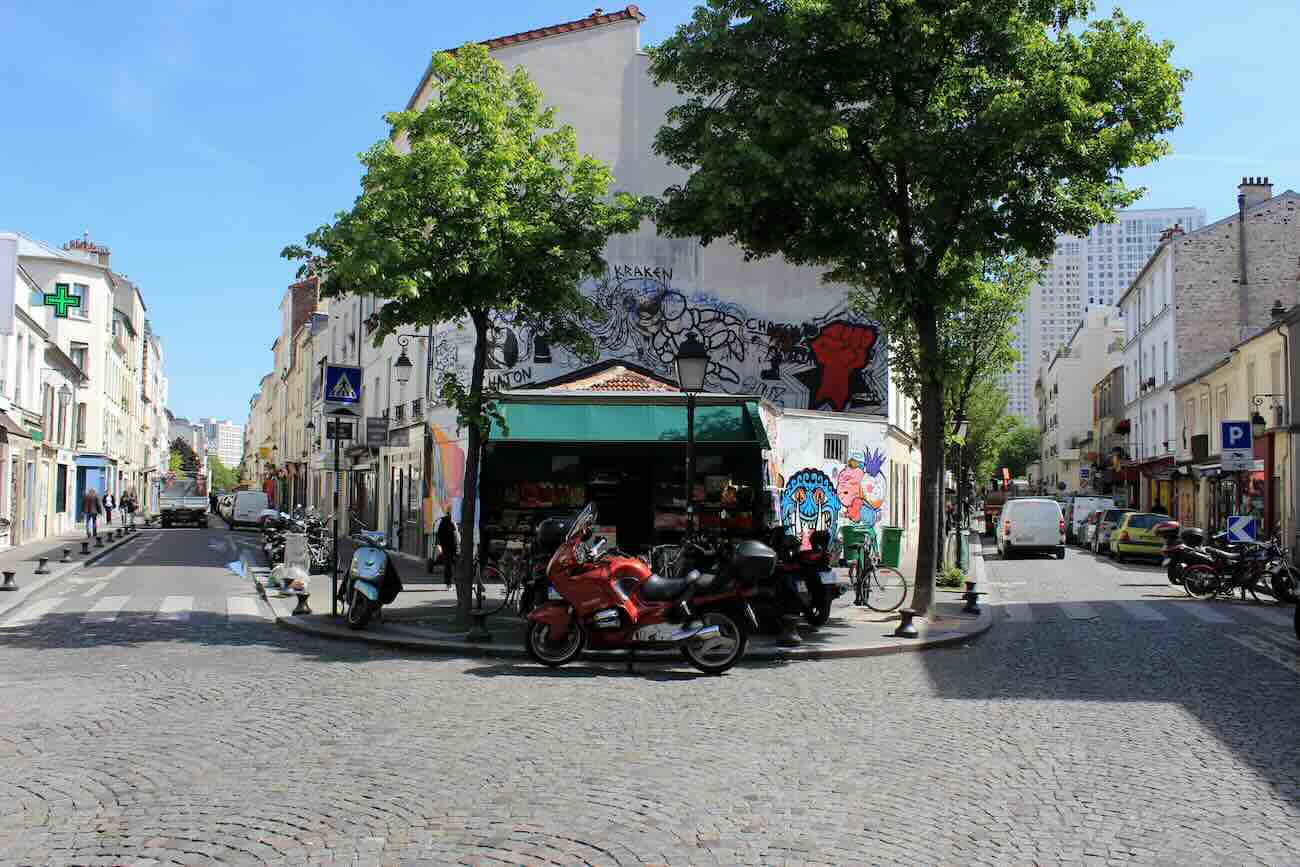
436;515;458;589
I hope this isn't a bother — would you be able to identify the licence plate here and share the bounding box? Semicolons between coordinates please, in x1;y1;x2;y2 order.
819;570;837;586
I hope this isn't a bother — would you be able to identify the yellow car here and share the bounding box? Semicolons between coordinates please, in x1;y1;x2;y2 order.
1108;512;1166;563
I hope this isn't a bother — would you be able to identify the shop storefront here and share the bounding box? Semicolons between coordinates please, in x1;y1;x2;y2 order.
479;394;771;557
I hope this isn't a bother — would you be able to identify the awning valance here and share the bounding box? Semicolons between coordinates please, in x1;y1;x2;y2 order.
489;399;770;448
0;412;31;444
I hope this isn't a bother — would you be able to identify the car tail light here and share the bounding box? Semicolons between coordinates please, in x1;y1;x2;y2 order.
1120;531;1130;542
1003;520;1011;537
1059;519;1066;533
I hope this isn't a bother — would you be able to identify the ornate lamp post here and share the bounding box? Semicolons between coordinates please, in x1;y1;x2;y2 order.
674;333;709;535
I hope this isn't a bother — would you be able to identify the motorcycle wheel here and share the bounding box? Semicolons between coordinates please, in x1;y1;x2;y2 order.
345;589;374;630
681;611;748;675
805;579;832;627
1166;562;1183;586
525;620;584;667
1182;565;1218;600
1270;569;1299;605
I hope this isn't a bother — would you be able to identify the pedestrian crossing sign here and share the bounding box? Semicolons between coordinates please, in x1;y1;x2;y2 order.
323;364;362;408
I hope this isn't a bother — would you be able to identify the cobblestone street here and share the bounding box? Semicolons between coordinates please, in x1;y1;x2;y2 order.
0;526;1297;865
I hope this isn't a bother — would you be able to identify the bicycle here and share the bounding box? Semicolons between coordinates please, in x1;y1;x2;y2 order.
848;532;910;612
474;540;532;616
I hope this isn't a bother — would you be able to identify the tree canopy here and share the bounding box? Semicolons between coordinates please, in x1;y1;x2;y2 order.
169;437;200;474
649;0;1186;611
284;43;651;618
208;455;238;492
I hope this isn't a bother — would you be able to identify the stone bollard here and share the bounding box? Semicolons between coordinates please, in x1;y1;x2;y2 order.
0;570;16;591
961;587;985;615
94;534;104;548
292;593;312;616
34;557;49;575
61;547;71;563
893;607;919;639
80;540;91;556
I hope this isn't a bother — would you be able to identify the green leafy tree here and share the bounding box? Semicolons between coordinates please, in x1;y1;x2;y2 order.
208;456;239;492
956;378;1019;494
284;44;651;619
996;424;1042;480
169;437;200;474
649;0;1185;612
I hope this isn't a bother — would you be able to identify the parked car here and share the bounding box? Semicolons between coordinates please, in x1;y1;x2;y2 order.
1065;496;1115;544
1092;507;1135;556
1109;512;1166;562
997;498;1066;560
228;490;270;529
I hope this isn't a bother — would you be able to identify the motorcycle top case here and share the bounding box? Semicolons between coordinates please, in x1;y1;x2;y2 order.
727;540;778;585
1179;527;1205;547
535;515;575;554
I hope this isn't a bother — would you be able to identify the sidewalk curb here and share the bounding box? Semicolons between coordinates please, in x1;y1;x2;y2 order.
271;537;995;662
0;531;145;620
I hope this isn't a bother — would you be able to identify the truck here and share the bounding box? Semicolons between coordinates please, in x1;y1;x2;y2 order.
983;479;1033;536
160;472;209;528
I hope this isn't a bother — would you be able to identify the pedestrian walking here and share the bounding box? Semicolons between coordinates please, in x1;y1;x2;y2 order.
209;490;219;514
103;492;115;526
436;514;458;590
82;488;103;539
124;491;137;528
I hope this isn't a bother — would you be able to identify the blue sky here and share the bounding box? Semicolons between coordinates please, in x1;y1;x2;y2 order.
4;1;1298;426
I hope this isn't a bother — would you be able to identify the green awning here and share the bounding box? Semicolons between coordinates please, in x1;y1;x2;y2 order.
490;400;769;448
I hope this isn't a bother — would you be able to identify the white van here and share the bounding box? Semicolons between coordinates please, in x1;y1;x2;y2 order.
230;490;270;529
998;498;1066;560
1065;496;1115;545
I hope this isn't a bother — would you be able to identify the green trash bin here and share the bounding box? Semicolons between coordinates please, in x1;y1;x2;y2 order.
879;525;903;568
840;525;870;568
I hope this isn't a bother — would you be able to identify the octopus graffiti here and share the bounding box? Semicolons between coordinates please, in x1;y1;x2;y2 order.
445;268;887;413
781;447;888;548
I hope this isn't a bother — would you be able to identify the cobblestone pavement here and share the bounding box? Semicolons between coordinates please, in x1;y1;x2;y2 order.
0;529;1297;865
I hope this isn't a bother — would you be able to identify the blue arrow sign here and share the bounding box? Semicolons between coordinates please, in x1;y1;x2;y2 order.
323;364;362;407
1226;515;1256;543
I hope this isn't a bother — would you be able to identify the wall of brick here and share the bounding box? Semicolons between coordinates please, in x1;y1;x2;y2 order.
1174;192;1300;376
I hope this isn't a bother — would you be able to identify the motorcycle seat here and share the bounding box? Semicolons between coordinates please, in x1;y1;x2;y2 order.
1209;548;1240;561
641;570;702;602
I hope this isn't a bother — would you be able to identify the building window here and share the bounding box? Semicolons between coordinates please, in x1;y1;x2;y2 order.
824;433;847;463
70;283;89;319
76;403;86;445
70;343;88;377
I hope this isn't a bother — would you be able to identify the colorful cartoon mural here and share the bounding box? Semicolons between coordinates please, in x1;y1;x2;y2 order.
440;267;888;414
835;448;887;530
780;468;841;547
427;422;465;527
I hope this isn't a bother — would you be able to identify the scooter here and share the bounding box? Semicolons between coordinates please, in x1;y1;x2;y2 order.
524;503;770;674
770;528;847;627
341;530;403;630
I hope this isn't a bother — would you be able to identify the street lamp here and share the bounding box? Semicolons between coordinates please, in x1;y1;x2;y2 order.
952;416;968;538
675;333;709;537
394;346;414;385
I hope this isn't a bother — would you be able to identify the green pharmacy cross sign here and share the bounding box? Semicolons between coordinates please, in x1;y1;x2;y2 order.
43;283;81;318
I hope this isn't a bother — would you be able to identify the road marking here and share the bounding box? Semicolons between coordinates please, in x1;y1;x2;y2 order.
1226;632;1300;676
101;566;124;581
1;596;66;628
1111;600;1168;621
81;580;109;597
227;597;263;620
1229;605;1293;627
83;595;129;623
1001;601;1033;622
1058;601;1100;620
1181;602;1235;624
157;596;193;621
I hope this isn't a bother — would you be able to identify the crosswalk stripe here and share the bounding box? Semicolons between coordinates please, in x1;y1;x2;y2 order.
157;596;194;621
84;595;129;623
227;597;263;620
1001;602;1033;622
1229;604;1293;627
2;596;67;628
1179;601;1236;623
1227;632;1300;676
1058;601;1100;620
81;580;109;597
1111;600;1168;621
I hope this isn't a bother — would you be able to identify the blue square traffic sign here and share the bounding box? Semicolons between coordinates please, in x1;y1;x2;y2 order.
1221;419;1252;451
324;364;362;407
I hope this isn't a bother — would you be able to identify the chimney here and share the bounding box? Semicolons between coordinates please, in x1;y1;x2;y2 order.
62;232;111;269
1237;180;1250;339
1238;175;1273;210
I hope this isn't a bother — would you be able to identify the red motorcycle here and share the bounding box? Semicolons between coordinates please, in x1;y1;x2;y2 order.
525;503;771;674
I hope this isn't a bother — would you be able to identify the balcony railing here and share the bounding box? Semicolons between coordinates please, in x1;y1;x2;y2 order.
411;398;422;419
394;404;406;422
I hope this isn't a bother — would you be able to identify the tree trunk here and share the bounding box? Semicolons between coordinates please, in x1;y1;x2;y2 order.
454;310;490;623
912;302;945;615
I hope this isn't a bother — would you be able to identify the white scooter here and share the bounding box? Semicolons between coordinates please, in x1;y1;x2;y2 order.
342;530;403;630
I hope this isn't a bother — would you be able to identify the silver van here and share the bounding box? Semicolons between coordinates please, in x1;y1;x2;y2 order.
997;498;1066;560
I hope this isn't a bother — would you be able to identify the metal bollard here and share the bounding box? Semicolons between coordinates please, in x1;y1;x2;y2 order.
893;607;919;638
465;606;493;643
95;534;104;548
80;540;90;555
61;547;71;563
0;570;16;591
961;588;985;615
34;557;49;575
292;593;312;616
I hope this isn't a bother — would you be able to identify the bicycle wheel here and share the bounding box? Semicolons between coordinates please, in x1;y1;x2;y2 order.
864;565;909;612
476;563;514;615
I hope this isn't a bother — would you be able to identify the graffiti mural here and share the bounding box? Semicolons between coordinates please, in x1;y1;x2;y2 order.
441;267;888;413
428;422;465;525
781;468;841;547
835;448;887;531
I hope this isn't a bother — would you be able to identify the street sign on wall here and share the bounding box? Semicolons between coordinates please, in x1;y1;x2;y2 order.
326;419;354;440
1227;515;1256;543
366;417;389;447
388;426;410;447
1220;420;1253;471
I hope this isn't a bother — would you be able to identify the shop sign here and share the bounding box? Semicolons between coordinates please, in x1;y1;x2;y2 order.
28;429;42;443
366;417;389;447
388;426;410;447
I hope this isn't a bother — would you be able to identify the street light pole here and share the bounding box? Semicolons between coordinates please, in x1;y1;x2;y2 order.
674;333;709;538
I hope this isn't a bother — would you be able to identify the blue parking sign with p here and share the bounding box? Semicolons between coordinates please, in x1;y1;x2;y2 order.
1221;420;1252;451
